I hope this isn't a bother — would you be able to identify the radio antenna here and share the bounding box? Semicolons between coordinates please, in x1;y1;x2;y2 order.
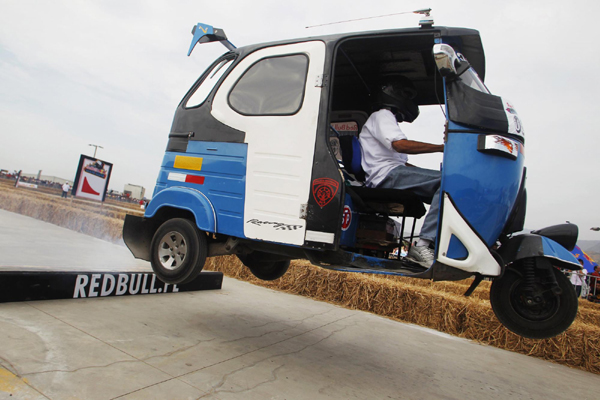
305;8;431;29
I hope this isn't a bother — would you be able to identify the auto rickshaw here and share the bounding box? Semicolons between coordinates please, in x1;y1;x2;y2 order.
123;16;583;339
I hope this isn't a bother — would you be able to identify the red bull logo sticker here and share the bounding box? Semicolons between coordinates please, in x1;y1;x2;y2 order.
331;121;359;136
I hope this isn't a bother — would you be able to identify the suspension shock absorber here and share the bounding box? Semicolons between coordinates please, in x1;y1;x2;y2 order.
530;257;562;297
523;257;536;289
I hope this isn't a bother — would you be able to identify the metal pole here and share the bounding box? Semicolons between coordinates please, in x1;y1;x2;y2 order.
88;144;103;159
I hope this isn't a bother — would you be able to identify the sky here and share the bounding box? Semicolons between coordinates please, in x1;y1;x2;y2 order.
1;0;599;239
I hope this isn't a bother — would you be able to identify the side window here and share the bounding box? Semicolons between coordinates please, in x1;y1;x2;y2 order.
185;58;234;108
228;54;308;115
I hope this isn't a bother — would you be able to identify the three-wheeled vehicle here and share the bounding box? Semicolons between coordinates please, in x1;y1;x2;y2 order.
124;17;583;339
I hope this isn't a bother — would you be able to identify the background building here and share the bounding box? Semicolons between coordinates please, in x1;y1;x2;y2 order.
124;184;145;200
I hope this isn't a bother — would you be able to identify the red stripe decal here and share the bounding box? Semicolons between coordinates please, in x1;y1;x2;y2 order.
185;175;205;185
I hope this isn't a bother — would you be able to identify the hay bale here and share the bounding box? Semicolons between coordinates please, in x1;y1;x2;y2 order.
0;190;125;242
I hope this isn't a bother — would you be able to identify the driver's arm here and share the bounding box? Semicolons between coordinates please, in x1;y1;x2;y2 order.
392;139;444;155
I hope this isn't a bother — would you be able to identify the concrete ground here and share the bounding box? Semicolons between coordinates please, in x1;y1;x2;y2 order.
0;209;599;400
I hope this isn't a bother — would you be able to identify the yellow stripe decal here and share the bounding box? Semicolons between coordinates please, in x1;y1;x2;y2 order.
174;156;203;171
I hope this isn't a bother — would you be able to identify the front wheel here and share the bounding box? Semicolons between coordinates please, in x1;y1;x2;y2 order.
150;218;207;284
490;261;578;339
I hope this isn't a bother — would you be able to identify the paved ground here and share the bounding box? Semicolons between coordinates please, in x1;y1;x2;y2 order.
0;208;150;272
1;209;600;400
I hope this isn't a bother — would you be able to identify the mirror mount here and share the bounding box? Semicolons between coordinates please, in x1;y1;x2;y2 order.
188;23;236;56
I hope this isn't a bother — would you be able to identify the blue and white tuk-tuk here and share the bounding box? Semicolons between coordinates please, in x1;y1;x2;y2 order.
124;19;583;339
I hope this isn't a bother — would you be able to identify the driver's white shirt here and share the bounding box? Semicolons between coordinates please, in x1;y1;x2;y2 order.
359;109;408;187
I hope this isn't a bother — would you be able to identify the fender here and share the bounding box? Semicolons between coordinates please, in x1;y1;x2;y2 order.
497;234;582;271
145;186;217;233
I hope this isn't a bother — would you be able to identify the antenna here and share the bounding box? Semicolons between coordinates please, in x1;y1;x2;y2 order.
305;8;432;29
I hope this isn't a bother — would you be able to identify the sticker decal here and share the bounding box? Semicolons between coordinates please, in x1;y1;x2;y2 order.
494;136;514;154
84;161;108;179
168;172;205;185
331;121;359;136
174;155;203;171
246;219;303;231
312;178;339;208
502;98;524;138
341;205;352;231
505;103;517;115
478;135;520;160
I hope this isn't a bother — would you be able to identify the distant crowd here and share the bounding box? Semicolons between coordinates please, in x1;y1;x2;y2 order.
1;171;66;190
569;262;600;303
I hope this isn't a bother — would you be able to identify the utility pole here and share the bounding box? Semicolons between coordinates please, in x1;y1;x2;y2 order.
88;144;103;158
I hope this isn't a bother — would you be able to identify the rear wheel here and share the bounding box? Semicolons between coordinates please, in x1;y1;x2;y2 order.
490;260;578;339
237;251;290;281
150;218;207;284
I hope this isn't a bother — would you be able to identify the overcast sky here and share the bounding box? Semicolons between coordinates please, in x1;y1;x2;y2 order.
1;0;599;239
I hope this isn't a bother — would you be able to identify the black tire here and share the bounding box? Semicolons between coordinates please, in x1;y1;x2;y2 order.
150;218;207;285
490;263;578;339
237;252;290;281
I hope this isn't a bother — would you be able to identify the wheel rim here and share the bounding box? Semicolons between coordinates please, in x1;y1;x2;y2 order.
157;231;187;270
509;279;560;322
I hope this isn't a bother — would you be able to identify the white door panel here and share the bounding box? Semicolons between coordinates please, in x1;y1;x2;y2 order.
212;41;326;245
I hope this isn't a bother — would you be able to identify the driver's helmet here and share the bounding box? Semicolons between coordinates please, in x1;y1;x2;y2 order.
374;76;420;123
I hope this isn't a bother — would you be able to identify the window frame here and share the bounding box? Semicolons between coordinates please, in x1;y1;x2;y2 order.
227;53;310;117
183;55;236;109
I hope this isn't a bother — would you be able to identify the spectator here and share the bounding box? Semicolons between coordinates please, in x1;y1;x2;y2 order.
61;182;71;198
570;259;587;298
591;265;600;297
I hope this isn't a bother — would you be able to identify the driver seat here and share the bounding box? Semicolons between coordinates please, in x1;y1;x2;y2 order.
340;134;426;219
330;111;426;245
329;111;426;219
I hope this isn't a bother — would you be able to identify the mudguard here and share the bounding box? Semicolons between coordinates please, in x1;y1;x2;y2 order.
497;234;582;270
123;214;161;261
145;187;217;233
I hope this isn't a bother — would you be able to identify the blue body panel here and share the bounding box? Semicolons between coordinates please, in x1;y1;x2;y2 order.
146;187;216;232
440;124;525;259
149;141;247;237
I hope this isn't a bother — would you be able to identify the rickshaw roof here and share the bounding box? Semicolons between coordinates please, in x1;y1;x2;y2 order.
232;26;486;83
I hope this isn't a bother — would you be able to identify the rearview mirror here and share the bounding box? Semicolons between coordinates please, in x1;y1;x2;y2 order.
433;44;470;79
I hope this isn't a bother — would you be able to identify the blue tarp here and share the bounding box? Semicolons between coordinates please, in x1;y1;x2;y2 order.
571;245;598;273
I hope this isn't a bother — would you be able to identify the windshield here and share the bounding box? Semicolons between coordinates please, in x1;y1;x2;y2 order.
457;68;489;93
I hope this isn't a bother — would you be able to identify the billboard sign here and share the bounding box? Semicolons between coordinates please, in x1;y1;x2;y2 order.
72;155;113;202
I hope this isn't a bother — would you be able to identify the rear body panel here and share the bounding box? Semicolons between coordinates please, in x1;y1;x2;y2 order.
151;141;247;237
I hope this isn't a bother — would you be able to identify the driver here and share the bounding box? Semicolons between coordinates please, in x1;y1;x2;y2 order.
359;77;444;267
